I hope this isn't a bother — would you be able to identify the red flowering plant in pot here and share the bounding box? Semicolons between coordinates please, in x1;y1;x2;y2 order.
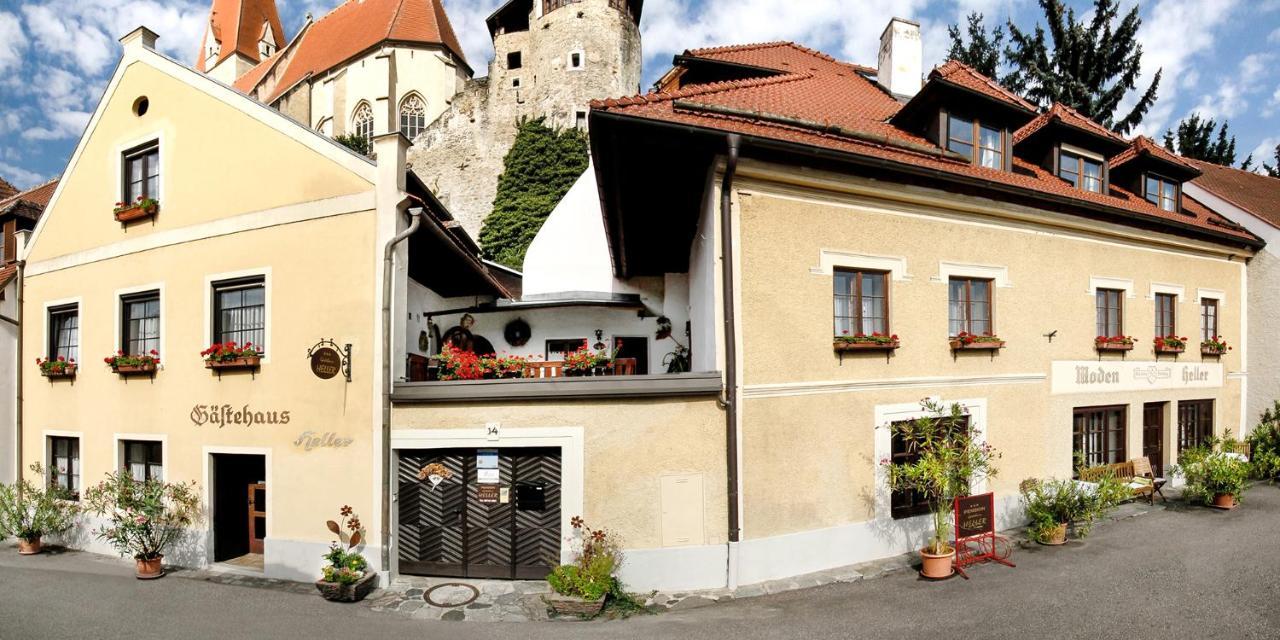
1095;335;1136;351
105;350;160;374
35;356;77;378
201;341;261;370
1201;336;1232;356
562;341;615;376
486;354;529;379
1153;335;1187;354
949;331;1004;350
113;196;159;223
834;330;900;351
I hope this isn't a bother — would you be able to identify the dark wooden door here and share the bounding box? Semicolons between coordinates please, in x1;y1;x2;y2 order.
1143;403;1165;477
248;483;266;554
398;451;468;577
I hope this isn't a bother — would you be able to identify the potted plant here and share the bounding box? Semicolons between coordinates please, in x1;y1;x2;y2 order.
834;331;900;352
545;516;624;617
1201;335;1231;356
0;463;78;555
563;341;614;377
1177;442;1250;509
1153;335;1187;355
656;316;691;373
437;345;484;380
113;196;159;223
201;341;261;371
82;471;200;579
36;356;77;379
949;332;1005;351
105;350;160;375
1095;335;1136;352
316;506;376;602
883;401;1000;579
1019;476;1126;545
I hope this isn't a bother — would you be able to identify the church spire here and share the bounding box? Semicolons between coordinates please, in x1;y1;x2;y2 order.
195;0;286;82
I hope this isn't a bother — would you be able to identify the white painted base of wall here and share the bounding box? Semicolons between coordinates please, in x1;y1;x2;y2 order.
617;543;728;592
264;537;376;583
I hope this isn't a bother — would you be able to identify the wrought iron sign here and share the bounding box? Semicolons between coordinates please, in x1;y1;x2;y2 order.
308;339;351;381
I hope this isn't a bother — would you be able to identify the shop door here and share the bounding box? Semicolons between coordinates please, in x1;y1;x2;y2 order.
1143;403;1165;477
398;448;561;579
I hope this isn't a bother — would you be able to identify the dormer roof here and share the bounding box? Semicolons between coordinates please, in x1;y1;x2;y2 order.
1013;103;1129;155
195;0;286;73
893;60;1037;131
1111;136;1201;181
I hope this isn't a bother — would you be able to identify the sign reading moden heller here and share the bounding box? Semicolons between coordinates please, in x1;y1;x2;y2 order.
1050;360;1224;395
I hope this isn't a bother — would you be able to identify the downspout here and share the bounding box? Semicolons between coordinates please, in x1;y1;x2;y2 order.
380;206;422;576
0;260;22;483
720;134;742;587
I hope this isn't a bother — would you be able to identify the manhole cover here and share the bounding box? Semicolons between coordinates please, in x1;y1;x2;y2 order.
424;583;481;608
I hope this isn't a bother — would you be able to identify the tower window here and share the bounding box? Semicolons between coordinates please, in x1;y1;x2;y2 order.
507;51;523;70
576;111;587;129
569;50;584;70
512;77;522;88
400;94;426;140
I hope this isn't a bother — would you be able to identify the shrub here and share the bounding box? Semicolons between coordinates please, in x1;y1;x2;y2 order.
334;133;370;156
546;516;624;602
82;472;200;560
0;463;78;542
1248;402;1280;480
1178;444;1251;505
1019;475;1126;542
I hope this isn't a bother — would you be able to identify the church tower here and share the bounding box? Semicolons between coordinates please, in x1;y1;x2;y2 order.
196;0;286;85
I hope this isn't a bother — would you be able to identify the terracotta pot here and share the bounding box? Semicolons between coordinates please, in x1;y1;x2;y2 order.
919;546;955;579
114;203;158;223
1039;523;1068;546
1213;493;1237;509
40;365;77;379
205;356;261;370
949;339;1005;351
135;555;165;580
17;536;42;555
1095;342;1134;352
113;362;158;375
833;340;900;352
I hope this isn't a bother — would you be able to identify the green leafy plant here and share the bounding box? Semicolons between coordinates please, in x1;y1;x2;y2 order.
1201;335;1231;354
200;341;260;362
953;331;1003;346
1153;335;1187;351
103;349;160;369
35;356;76;375
1019;475;1126;542
436;345;529;380
835;331;899;345
546;516;627;607
1176;439;1251;505
82;471;200;560
113;196;158;214
562;341;617;375
334;133;370;156
321;506;367;585
655;316;690;373
883;400;1000;555
1247;402;1280;480
0;463;78;542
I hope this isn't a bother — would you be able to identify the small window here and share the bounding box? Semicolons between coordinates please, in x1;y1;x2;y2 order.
545;338;588;360
132;97;149;117
1060;150;1103;193
1178;400;1214;452
1154;292;1176;337
351;102;374;148
123;141;160;203
569;51;584;70
122;440;163;482
121;291;160;357
507;51;523;70
512;77;522;88
1096;288;1123;337
891;416;969;519
946;114;974;161
48;436;80;499
948;277;992;337
575;110;587;130
947;114;1003;170
1145;174;1180;212
213;277;266;353
1200;297;1219;342
48;304;78;362
978;125;1002;169
1074;406;1127;468
399;94;427;140
834;269;889;336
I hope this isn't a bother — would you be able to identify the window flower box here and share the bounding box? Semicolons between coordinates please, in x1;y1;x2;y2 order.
113;197;159;223
1095;336;1135;352
1201;336;1231;356
36;357;77;379
105;351;160;375
202;342;261;372
834;332;900;351
949;332;1004;351
1153;335;1187;354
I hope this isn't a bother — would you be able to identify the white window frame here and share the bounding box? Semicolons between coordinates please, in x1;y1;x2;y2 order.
1087;276;1135;298
350;102;374;145
1148;282;1185;300
811;250;911;281
567;48;586;71
874;397;988;523
114;433;168;482
1198;288;1227;306
204;268;272;363
933;261;1011;288
114;282;165;360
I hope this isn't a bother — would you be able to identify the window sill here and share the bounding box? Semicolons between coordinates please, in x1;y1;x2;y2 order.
392;372;723;403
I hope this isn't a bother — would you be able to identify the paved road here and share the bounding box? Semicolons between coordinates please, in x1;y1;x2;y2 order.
4;485;1280;639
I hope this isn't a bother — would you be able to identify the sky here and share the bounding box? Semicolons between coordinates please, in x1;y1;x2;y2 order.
0;0;1278;189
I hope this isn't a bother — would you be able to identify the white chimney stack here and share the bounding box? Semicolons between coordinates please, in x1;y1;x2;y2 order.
877;17;922;98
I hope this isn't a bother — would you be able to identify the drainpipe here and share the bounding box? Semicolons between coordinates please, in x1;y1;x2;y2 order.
0;259;22;484
720;134;742;587
380;206;422;575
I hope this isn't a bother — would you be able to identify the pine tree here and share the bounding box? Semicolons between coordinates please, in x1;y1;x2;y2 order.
479;118;589;269
1003;0;1161;135
1162;115;1237;165
1264;144;1280;178
946;12;1004;78
1241;155;1254;172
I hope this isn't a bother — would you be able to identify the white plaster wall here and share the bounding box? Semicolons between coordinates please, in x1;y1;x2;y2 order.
309;45;463;140
522;162;617;296
0;279;16;483
688;167;721;373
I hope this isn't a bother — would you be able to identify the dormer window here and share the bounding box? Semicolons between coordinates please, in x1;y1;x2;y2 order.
946;114;1004;170
1144;174;1179;212
259;41;275;58
1059;148;1104;193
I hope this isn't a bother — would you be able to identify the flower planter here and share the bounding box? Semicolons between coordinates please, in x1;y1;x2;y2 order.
1095;343;1133;352
1154;345;1185;355
114;203;158;223
205;356;261;371
17;536;42;555
135;555;165;579
563;368;594;377
1201;347;1228;357
918;546;955;579
113;363;158;375
1038;523;1068;546
315;572;377;602
544;593;607;617
949;340;1004;351
1211;493;1237;510
41;365;77;379
833;340;900;352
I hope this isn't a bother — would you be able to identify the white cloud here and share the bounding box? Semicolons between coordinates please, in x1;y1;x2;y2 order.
1270;27;1280;43
1246;136;1278;170
0;160;46;189
0;12;27;73
22;109;91;140
1190;52;1275;121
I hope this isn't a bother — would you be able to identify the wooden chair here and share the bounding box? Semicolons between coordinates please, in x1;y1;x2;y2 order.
1130;456;1166;505
611;358;637;376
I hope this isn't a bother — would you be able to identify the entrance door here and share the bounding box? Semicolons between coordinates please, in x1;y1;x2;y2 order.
248;483;266;554
398;448;561;579
211;454;266;563
1143;403;1166;477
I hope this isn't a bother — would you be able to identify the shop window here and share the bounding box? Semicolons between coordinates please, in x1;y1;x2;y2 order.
122;141;159;203
48;436;80;499
122;440;163;482
948;277;992;337
890;416;969;519
1095;288;1123;337
1073;406;1126;469
213;277;266;353
1154;292;1176;337
48;303;79;362
1178;400;1214;452
121;291;160;357
1059;149;1104;193
834;269;888;337
1200;297;1219;342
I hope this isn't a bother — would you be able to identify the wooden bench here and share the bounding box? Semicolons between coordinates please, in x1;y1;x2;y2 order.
1078;457;1163;505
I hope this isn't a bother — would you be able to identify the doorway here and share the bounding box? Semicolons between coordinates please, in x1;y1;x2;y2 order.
1143;403;1166;477
211;454;266;568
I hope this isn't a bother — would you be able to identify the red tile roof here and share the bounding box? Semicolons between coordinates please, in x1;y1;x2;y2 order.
931;60;1036;112
1110;136;1199;174
0;177;15;200
1188;159;1280;229
195;0;286;73
0;178;58;220
0;263;15;290
592;42;1257;246
1013;102;1126;145
236;0;468;103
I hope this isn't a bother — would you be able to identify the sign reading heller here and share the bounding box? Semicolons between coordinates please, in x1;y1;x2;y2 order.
1051;360;1223;395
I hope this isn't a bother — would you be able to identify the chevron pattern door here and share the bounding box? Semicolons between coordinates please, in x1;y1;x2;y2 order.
397;448;561;579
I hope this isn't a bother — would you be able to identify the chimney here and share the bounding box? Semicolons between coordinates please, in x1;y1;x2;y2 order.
119;26;159;53
877;17;922;98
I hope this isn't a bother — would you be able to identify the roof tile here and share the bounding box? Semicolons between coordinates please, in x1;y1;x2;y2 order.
1188;158;1280;229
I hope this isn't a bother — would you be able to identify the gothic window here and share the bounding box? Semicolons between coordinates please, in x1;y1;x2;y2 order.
400;95;426;141
352;102;374;147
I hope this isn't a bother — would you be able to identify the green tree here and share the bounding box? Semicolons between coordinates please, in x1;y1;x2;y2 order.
1263;144;1280;177
1162;115;1237;165
334;133;369;156
946;12;1005;78
1003;0;1161;135
480;118;589;269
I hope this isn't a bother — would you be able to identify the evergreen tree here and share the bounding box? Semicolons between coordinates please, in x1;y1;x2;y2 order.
1162;115;1237;165
1241;155;1254;172
1003;0;1161;135
334;133;369;156
946;12;1004;78
1264;144;1280;178
480;118;589;269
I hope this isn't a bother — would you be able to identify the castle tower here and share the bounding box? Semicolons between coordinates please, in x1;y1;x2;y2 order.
409;0;644;241
196;0;286;85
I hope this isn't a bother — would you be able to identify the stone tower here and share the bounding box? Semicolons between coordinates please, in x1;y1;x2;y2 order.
408;0;643;241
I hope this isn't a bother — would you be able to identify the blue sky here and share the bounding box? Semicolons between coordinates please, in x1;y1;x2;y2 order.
0;0;1278;189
